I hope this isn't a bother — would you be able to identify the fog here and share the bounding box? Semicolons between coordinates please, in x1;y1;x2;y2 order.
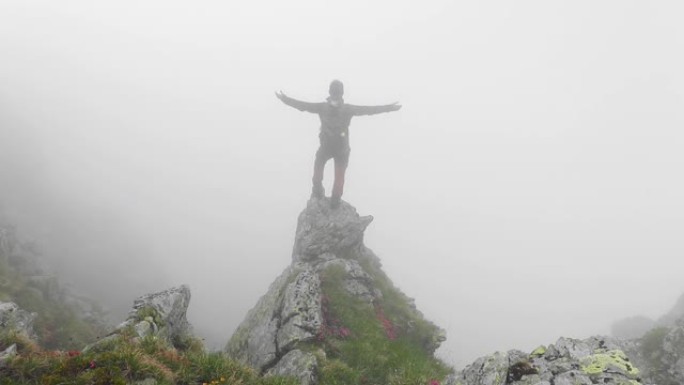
2;0;684;368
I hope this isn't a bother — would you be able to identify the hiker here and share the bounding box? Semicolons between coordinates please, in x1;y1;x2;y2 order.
276;80;401;208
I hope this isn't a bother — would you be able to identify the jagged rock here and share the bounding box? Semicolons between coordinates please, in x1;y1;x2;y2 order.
451;336;642;385
226;198;446;383
225;266;296;370
88;285;193;351
0;301;36;339
276;268;323;352
458;351;509;385
266;349;318;385
129;285;192;342
293;199;373;261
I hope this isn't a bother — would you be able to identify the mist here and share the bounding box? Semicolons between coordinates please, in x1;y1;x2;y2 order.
2;0;684;368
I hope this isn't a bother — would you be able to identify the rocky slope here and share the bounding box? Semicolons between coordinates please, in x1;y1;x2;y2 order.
615;318;684;385
0;223;109;349
1;284;290;385
225;198;449;385
605;292;684;385
85;285;195;352
449;336;642;385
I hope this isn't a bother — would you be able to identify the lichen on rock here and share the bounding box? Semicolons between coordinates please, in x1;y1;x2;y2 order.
580;349;639;378
452;336;644;385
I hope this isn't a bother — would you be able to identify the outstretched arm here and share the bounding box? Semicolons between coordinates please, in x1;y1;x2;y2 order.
275;91;324;113
349;102;402;116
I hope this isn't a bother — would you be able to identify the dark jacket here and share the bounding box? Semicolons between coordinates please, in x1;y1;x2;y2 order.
280;95;398;149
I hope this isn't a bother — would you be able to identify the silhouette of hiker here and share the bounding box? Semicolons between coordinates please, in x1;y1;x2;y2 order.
276;80;401;208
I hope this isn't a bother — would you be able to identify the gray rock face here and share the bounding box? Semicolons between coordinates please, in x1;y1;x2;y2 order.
88;285;193;351
0;301;36;368
0;301;36;339
129;285;192;342
451;336;642;385
226;198;445;382
293;199;373;261
266;349;319;385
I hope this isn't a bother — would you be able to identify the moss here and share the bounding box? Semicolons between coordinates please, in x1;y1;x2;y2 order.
136;306;165;328
580;350;639;379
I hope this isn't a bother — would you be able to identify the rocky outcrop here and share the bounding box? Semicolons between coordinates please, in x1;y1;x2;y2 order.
605;292;684;385
0;223;109;349
225;198;445;382
0;301;36;367
450;336;643;385
616;317;684;385
0;301;36;339
88;285;193;350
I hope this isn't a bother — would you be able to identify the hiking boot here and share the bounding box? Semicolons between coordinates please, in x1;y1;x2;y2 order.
330;196;341;209
311;183;325;199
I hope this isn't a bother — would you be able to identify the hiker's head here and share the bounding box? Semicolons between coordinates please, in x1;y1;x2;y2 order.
329;80;344;100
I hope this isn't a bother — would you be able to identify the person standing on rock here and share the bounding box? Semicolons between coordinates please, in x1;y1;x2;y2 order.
276;80;401;208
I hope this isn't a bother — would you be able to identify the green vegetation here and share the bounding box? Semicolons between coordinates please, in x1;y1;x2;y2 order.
0;331;299;385
136;306;166;328
0;237;109;350
640;326;668;359
639;326;678;385
313;263;451;385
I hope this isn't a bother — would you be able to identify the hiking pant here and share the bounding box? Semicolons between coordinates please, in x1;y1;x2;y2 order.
312;143;350;199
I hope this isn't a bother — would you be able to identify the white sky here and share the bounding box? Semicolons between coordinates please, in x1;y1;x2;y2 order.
1;0;683;368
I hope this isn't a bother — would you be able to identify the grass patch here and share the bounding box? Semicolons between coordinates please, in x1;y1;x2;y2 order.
0;332;299;385
314;264;451;385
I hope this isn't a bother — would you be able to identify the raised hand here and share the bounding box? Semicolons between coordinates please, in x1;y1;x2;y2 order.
275;91;288;101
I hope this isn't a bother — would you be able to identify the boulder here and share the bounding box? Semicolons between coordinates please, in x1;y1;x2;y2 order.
0;301;36;339
88;285;193;351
